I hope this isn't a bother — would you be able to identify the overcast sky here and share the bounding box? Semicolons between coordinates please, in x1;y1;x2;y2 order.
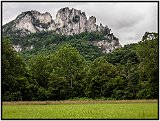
2;2;158;45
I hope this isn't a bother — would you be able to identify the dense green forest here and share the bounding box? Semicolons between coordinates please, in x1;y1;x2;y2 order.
2;32;158;101
3;31;106;62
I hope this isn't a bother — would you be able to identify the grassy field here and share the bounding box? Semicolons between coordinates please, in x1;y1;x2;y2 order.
2;100;158;119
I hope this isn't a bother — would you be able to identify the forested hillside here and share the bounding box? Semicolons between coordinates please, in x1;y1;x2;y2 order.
2;32;158;101
3;31;106;62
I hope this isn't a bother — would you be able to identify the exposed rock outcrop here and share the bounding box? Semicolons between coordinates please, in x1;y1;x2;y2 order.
14;10;54;34
3;7;122;53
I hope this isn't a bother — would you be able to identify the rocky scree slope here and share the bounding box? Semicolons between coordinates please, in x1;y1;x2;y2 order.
3;7;122;53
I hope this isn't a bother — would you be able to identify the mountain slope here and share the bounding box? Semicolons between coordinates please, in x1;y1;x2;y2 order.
3;7;122;60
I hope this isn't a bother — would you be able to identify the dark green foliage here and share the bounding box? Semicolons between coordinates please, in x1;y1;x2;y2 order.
106;43;139;65
135;32;158;99
2;32;158;101
28;54;51;88
4;31;105;62
48;74;69;100
2;37;35;101
66;38;104;61
84;57;122;98
48;44;86;99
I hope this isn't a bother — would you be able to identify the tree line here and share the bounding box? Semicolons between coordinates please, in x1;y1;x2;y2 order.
2;32;158;101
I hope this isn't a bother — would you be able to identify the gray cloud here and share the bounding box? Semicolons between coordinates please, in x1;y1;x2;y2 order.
2;2;158;46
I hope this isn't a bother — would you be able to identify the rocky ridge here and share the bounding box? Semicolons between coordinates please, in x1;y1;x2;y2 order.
3;7;122;53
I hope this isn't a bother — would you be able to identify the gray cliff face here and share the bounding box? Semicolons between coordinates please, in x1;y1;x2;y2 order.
3;7;122;53
53;7;112;36
13;10;54;34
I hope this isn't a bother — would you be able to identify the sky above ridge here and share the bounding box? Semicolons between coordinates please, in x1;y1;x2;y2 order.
2;2;158;45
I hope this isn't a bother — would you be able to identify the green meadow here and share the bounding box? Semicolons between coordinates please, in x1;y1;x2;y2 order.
2;100;158;119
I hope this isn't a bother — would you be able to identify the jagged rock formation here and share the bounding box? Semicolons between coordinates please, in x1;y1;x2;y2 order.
3;10;54;36
3;7;122;53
